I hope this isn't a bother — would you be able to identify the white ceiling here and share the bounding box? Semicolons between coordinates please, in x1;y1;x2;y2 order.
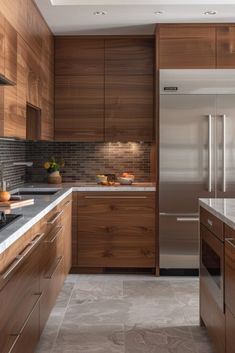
35;0;235;35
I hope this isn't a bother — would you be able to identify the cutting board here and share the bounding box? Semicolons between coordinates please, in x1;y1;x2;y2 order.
0;199;34;209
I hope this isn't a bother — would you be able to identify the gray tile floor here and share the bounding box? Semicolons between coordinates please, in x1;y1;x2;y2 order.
35;275;215;353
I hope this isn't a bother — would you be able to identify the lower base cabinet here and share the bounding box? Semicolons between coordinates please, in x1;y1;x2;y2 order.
0;194;72;353
226;307;235;353
77;192;156;269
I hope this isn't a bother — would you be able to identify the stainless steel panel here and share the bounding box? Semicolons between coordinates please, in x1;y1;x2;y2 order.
216;95;235;198
159;94;216;269
160;69;235;95
159;94;216;214
160;214;199;269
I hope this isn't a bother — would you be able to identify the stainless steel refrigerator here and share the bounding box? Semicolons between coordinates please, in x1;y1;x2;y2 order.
159;69;235;270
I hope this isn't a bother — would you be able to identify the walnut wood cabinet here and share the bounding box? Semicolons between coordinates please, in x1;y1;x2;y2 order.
0;194;72;353
157;24;235;69
0;12;17;84
0;0;54;140
77;192;156;269
55;37;154;142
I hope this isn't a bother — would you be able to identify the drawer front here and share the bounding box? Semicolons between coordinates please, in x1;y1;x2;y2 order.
40;256;64;331
77;192;155;268
0;237;41;353
225;236;235;316
226;307;235;353
200;278;225;353
8;296;40;353
200;207;224;241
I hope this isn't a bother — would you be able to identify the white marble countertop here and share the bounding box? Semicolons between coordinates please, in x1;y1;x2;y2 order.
199;198;235;230
0;182;156;255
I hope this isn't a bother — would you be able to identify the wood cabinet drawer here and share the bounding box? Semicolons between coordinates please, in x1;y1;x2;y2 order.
226;307;235;353
0;233;42;353
5;295;40;353
200;207;224;241
77;192;155;268
40;256;64;331
225;234;235;316
200;278;225;353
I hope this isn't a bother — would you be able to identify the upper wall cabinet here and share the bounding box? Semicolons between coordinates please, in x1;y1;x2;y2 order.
158;25;216;69
105;38;154;75
55;38;105;76
157;24;235;69
0;12;17;84
54;37;154;142
217;26;235;68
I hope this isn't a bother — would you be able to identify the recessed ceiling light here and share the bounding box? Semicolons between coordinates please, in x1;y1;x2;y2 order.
154;11;163;15
93;11;107;16
203;10;217;15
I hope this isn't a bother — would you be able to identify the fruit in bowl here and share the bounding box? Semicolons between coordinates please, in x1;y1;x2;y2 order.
96;175;108;184
117;173;135;185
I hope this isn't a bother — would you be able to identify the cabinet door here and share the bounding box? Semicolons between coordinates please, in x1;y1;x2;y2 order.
40;33;54;141
105;75;154;141
55;76;104;141
105;38;154;76
16;35;27;139
217;26;235;68
226;308;235;353
0;13;5;79
26;45;42;109
159;25;216;69
225;229;235;316
4;17;17;84
55;38;104;76
77;192;156;268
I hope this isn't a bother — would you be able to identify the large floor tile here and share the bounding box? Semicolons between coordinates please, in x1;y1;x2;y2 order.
51;323;125;353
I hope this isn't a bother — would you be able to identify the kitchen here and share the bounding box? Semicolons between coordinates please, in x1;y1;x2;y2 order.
0;0;235;352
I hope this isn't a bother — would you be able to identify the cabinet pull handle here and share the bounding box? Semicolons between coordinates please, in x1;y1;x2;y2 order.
47;210;63;224
44;226;63;244
1;233;44;281
225;238;235;249
64;200;72;208
177;217;199;222
12;293;42;337
84;196;147;199
45;256;63;279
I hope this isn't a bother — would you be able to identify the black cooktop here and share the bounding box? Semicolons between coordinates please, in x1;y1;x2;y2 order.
0;213;22;231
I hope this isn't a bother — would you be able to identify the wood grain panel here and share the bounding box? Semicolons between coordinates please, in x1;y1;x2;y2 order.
226;307;235;353
0;12;5;78
16;35;27;139
200;207;224;241
159;25;216;69
4;17;17;84
217;26;235;68
105;75;154;141
225;233;235;316
200;277;225;353
55;75;105;141
55;38;105;76
77;192;156;268
105;38;154;75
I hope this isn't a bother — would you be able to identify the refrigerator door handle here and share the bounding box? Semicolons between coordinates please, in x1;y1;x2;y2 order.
176;217;199;222
222;114;226;193
208;114;212;192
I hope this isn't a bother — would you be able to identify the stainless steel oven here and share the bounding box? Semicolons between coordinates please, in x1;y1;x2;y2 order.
200;224;224;312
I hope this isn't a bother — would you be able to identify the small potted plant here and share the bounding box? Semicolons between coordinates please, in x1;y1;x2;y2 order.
43;157;64;184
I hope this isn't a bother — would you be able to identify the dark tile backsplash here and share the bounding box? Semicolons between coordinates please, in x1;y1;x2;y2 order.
0;140;26;189
26;142;152;183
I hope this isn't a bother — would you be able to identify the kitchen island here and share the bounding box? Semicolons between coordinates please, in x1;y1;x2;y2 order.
199;198;235;353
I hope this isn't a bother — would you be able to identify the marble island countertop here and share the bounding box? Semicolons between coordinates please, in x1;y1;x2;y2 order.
0;182;156;255
199;198;235;230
